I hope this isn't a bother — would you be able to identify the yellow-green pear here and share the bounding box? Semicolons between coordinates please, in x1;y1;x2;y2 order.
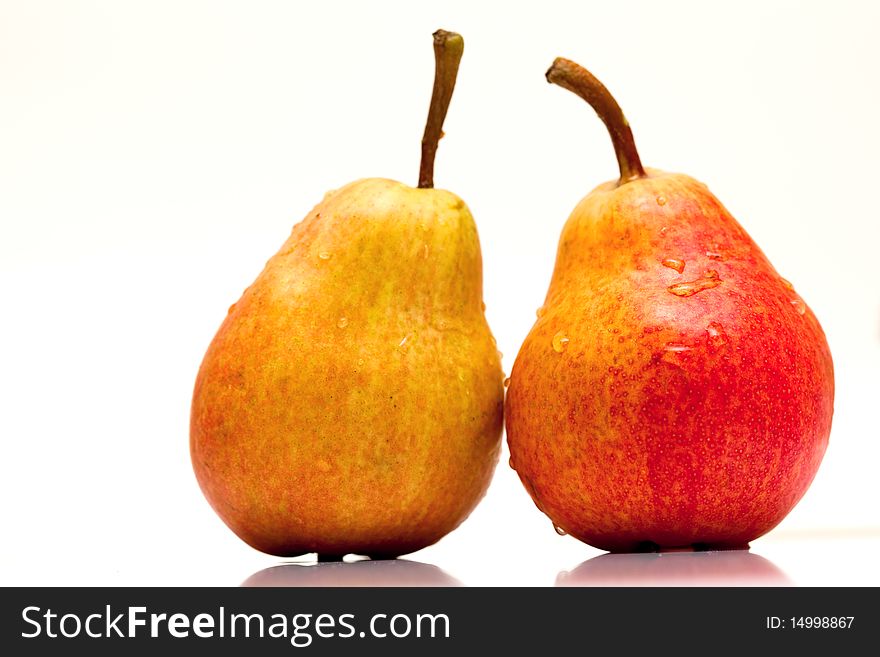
190;31;503;558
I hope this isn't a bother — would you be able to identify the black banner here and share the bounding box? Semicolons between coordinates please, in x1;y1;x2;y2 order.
0;587;874;654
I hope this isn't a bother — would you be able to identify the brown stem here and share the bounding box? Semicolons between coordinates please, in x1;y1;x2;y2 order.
418;30;464;189
546;58;646;185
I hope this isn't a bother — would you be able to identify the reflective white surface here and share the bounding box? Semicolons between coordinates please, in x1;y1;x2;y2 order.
556;550;793;587
242;560;462;588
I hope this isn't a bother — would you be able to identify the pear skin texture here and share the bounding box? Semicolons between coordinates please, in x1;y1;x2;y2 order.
191;178;503;557
506;170;833;552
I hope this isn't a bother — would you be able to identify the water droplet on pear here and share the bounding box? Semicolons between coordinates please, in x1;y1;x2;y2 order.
662;258;685;274
667;270;723;297
552;331;570;353
662;342;693;367
706;321;727;347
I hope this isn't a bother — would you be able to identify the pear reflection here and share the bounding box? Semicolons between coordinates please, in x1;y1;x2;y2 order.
242;559;462;587
556;550;792;587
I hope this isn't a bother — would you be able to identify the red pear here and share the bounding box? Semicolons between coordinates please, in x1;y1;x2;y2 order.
505;59;834;552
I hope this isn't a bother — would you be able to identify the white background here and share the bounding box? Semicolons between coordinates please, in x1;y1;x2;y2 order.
2;0;879;587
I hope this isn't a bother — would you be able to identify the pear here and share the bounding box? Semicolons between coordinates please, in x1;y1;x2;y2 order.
506;59;834;552
190;31;503;558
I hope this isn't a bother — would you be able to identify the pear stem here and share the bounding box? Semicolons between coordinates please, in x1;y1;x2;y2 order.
546;58;646;185
418;30;464;189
